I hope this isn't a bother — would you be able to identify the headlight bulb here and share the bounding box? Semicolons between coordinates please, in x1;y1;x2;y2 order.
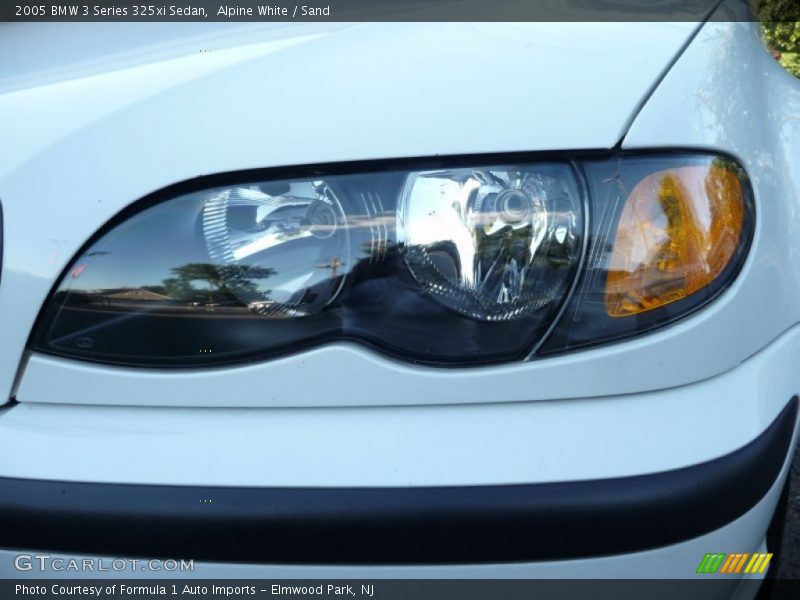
399;166;581;321
202;180;349;317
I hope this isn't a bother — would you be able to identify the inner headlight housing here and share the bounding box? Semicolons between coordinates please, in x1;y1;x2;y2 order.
31;152;753;367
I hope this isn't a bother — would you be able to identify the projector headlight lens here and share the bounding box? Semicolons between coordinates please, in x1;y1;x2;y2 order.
399;166;582;322
32;153;752;367
201;181;349;317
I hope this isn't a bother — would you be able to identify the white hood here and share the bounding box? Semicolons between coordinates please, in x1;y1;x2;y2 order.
0;21;700;181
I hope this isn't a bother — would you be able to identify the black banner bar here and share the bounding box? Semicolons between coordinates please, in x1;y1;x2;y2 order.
0;0;795;23
0;579;789;600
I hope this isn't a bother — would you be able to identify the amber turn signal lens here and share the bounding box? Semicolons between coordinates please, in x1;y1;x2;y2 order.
605;161;745;317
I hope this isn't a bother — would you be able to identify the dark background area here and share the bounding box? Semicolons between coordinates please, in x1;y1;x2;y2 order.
776;447;800;578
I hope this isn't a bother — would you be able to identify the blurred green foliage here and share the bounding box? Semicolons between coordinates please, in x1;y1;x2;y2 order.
779;51;800;76
756;0;800;77
762;21;800;76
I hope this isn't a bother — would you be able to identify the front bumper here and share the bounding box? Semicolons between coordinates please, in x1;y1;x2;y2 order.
1;324;800;578
0;399;795;567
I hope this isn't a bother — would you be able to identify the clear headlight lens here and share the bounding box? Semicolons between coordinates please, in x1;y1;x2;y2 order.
201;182;349;317
32;153;752;367
399;166;581;321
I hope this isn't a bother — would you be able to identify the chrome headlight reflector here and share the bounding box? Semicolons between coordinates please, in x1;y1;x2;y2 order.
202;181;350;318
399;165;582;322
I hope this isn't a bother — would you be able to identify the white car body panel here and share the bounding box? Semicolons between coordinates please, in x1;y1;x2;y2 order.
1;17;799;584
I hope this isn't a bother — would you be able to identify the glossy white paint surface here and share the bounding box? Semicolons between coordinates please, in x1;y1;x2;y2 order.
624;21;800;379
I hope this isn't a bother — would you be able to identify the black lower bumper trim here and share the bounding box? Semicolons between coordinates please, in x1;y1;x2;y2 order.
0;397;796;564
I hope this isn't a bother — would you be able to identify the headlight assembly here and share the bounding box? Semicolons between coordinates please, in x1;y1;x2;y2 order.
32;153;753;367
